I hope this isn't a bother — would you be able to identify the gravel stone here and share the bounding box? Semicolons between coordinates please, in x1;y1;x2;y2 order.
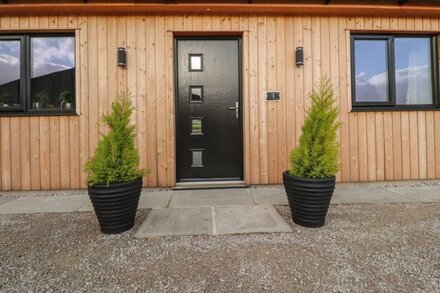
1;203;440;292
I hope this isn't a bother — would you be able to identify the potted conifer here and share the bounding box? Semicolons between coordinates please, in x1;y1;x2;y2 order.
85;93;148;234
283;79;340;228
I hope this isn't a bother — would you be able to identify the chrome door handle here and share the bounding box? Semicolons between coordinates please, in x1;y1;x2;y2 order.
228;101;239;119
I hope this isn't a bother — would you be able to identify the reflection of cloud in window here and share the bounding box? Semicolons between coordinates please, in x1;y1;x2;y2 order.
0;42;20;55
395;65;431;104
0;41;20;85
356;65;430;103
0;54;20;84
31;37;75;78
355;71;388;102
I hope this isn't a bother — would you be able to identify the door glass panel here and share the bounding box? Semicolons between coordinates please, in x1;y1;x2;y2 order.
189;54;203;71
190;86;203;103
395;37;433;105
30;36;75;111
191;118;203;135
0;40;21;109
354;39;389;103
191;150;204;167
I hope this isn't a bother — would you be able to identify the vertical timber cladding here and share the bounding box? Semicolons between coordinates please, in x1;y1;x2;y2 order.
0;14;440;191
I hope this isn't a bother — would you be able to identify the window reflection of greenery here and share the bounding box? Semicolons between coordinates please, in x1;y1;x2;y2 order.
192;119;202;134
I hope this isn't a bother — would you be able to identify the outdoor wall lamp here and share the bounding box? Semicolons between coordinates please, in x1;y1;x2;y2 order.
296;47;304;66
118;47;126;67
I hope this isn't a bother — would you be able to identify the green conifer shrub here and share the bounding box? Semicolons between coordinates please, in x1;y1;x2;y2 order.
289;79;340;179
85;93;148;186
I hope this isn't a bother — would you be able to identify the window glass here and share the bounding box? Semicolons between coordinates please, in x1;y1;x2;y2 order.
191;150;203;167
190;86;203;103
189;54;202;71
395;37;433;105
0;40;21;109
30;36;75;110
191;119;203;134
354;39;389;103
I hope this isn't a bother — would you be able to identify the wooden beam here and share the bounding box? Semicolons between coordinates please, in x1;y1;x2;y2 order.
0;3;439;17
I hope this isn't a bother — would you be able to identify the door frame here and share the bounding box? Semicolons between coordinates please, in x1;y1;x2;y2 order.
174;36;244;183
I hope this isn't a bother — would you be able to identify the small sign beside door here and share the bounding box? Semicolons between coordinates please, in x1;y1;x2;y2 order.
266;91;281;101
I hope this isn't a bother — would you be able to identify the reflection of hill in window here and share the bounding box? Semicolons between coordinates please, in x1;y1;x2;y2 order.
31;68;75;107
192;93;202;101
0;79;20;104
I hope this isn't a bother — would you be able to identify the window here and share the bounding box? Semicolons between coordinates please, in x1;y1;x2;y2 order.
0;34;75;115
0;37;25;111
189;54;203;71
351;35;438;110
190;118;203;135
191;149;204;167
189;86;203;103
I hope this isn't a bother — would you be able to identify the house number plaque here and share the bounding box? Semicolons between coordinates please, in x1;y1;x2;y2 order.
266;91;281;101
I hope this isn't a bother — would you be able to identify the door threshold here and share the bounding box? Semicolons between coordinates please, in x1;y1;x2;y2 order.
173;180;247;190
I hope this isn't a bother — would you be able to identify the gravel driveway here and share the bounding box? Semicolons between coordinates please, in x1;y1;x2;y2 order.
1;203;439;292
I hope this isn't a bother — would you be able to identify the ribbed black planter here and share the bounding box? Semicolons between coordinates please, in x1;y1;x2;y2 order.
88;178;142;234
282;171;335;228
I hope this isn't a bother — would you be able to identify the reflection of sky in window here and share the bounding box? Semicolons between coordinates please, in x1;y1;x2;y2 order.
395;38;432;104
354;40;389;102
0;41;20;85
31;37;75;78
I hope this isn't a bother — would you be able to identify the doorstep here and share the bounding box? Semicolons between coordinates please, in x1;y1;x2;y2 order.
173;180;247;190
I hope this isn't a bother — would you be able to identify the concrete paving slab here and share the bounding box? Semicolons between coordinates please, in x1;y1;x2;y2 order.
388;186;440;202
139;190;173;209
76;197;94;212
135;207;213;237
214;206;292;235
249;187;288;206
331;188;417;204
0;197;18;207
0;195;90;215
170;189;255;208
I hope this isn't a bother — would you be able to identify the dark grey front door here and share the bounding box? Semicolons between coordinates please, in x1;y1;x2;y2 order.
176;37;243;182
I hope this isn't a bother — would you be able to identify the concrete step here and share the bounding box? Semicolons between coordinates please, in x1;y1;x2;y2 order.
173;180;247;190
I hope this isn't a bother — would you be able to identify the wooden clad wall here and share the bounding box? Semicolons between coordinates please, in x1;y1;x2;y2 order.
0;14;440;190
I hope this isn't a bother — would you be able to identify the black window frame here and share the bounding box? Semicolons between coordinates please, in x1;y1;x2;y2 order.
351;34;440;111
0;33;76;116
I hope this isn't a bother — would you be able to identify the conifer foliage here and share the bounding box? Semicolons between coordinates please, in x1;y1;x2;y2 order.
85;93;148;186
289;79;340;179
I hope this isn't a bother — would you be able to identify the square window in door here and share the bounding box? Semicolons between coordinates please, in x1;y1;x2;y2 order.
190;118;203;135
191;149;204;167
189;54;203;71
189;86;204;103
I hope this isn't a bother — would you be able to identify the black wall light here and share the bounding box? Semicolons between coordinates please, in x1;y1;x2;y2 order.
118;47;126;67
296;47;304;66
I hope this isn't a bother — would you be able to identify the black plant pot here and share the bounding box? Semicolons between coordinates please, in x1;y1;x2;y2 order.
88;178;142;234
282;171;335;228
